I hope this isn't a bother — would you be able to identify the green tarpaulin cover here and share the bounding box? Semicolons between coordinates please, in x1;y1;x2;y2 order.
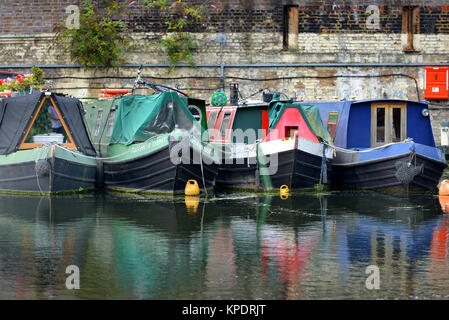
267;102;333;145
111;92;202;145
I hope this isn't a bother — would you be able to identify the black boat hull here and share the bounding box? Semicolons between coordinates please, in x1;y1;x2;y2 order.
0;157;96;194
215;148;332;191
331;152;447;192
268;148;332;190
215;158;258;191
103;145;218;194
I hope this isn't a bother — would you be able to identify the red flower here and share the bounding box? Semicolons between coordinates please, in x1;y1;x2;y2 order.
18;78;23;83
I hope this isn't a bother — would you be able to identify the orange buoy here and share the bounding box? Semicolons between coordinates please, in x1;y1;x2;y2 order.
100;89;132;94
439;196;449;214
439;180;449;196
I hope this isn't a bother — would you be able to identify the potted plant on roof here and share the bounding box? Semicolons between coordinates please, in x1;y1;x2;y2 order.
0;66;44;97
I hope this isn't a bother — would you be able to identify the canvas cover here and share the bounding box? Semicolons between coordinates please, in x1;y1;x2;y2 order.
110;92;201;145
0;92;96;156
267;102;333;144
52;94;97;156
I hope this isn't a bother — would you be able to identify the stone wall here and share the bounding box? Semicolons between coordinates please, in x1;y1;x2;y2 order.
1;1;449;145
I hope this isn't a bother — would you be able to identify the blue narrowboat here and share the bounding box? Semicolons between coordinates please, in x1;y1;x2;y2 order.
295;99;447;192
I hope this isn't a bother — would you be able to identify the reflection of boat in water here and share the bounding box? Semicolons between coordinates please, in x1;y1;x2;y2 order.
1;192;448;299
325;191;442;222
245;192;447;299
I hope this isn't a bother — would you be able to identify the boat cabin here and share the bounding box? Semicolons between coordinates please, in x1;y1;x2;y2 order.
82;92;208;155
0;92;96;156
206;103;269;144
206;101;332;145
295;99;436;149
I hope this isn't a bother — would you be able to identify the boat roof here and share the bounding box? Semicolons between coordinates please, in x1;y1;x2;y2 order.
110;91;200;146
0;92;96;156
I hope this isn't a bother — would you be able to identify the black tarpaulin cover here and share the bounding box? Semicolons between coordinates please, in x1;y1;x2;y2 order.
0;92;96;156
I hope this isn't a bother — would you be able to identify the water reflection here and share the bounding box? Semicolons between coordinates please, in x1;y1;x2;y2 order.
0;191;447;299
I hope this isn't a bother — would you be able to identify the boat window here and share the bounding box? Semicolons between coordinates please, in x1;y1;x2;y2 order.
326;112;338;141
93;109;104;137
106;110;116;137
376;108;385;143
220;112;232;137
19;96;77;150
286;126;298;138
189;105;202;122
371;102;407;147
392;108;401;142
207;111;219;130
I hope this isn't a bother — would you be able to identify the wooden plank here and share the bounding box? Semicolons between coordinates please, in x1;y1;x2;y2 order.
49;96;77;149
18;95;78;151
17;96;47;149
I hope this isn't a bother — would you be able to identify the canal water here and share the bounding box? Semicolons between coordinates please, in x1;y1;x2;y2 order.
0;190;448;300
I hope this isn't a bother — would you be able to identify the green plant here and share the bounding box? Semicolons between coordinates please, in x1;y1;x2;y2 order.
55;0;133;69
158;33;197;70
146;0;215;72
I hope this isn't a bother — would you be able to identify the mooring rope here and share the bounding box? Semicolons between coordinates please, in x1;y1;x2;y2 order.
54;133;165;160
34;144;50;194
199;146;208;197
322;138;414;154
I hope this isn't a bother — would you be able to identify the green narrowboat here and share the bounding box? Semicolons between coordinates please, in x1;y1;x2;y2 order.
0;92;97;194
83;91;219;195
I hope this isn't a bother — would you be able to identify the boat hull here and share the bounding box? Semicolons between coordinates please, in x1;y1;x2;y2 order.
268;148;332;190
215;138;333;192
103;144;218;195
215;158;258;191
0;149;96;195
331;150;447;192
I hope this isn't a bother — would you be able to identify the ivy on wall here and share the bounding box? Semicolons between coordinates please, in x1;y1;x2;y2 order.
55;0;134;69
145;0;216;72
54;0;216;71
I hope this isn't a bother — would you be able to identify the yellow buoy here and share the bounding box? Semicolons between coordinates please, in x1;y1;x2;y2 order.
185;179;200;196
185;196;200;214
280;185;289;199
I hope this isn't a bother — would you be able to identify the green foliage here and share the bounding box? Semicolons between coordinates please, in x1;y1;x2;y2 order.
157;33;197;71
31;66;44;83
145;0;214;72
55;0;132;69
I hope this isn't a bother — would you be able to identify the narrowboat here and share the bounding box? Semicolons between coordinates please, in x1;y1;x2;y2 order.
0;92;98;194
82;91;219;195
207;99;333;191
300;99;447;192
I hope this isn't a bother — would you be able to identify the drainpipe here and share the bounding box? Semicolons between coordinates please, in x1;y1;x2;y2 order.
217;34;227;92
1;62;448;69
